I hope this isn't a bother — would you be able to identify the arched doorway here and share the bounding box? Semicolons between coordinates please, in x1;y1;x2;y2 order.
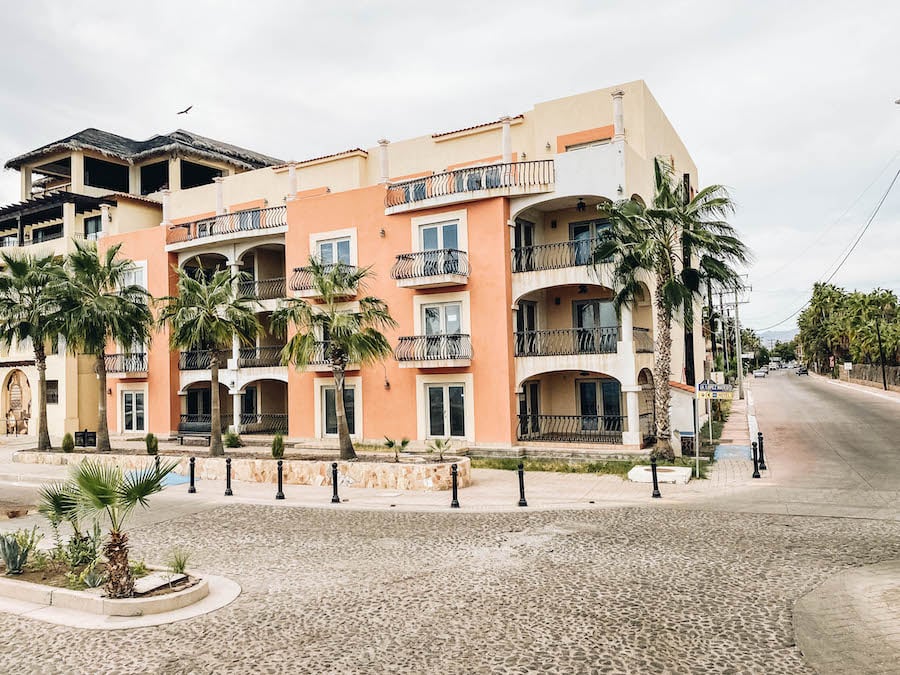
3;370;32;435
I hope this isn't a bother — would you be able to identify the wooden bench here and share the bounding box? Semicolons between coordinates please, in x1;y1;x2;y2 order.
177;422;212;446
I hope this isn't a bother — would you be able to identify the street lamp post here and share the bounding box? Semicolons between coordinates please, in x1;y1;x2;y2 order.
875;316;888;391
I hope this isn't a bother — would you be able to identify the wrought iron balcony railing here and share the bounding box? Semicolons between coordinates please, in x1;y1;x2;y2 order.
238;277;286;300
289;263;358;292
395;334;473;362
178;349;230;370
239;413;288;435
178;414;230;433
238;345;285;368
634;328;654;353
385;159;554;208
166;205;287;245
103;352;147;373
511;237;610;273
514;328;619;357
516;414;624;444
390;249;470;280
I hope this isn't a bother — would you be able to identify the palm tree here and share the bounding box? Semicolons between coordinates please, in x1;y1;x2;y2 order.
68;459;178;598
594;159;750;459
0;253;66;451
157;266;260;457
271;259;396;461
59;240;153;453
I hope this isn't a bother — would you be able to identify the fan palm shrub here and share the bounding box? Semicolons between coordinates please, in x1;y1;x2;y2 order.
58;241;153;453
594;159;750;459
157;266;260;457
0;252;66;451
271;260;396;461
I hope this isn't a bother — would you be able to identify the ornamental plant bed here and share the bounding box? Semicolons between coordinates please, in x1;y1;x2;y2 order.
1;562;197;598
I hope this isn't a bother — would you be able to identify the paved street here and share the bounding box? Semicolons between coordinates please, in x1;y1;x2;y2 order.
0;372;897;674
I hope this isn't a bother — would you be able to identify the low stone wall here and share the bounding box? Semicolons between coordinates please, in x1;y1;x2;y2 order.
13;451;471;491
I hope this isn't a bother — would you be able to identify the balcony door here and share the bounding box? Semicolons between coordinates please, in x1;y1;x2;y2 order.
123;391;145;432
573;300;616;353
427;383;465;438
423;303;461;358
518;381;541;438
516;301;538;355
570;219;609;265
577;379;621;433
187;388;211;417
420;221;459;274
513;219;535;271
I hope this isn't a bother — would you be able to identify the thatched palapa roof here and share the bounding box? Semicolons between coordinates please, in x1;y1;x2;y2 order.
5;128;284;172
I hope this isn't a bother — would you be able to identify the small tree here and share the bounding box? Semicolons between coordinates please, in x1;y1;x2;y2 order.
0;253;66;452
272;260;396;461
426;438;451;462
157;266;260;457
59;241;153;453
384;436;410;463
271;433;284;459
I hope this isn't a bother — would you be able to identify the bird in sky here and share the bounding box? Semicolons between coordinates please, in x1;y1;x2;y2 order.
177;105;193;115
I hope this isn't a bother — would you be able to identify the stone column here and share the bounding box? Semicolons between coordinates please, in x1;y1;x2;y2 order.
99;203;111;239
500;115;512;164
161;189;171;226
168;158;181;192
232;390;241;434
611;90;626;197
230;260;241;365
286;163;298;201
214;177;225;215
62;202;76;241
622;385;642;446
20;166;32;200
378;139;390;184
70;152;85;192
620;300;634;350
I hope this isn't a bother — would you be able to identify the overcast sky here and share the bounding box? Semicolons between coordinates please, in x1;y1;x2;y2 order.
1;0;898;332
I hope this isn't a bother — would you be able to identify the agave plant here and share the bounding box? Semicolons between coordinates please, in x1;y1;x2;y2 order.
69;459;178;598
0;527;42;575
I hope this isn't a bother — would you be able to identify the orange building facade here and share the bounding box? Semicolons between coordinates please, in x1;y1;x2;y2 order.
1;80;705;454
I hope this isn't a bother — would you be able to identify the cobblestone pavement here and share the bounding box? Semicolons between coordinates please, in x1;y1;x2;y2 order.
1;505;897;674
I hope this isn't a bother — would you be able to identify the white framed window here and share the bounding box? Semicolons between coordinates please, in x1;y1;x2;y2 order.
422;302;462;336
411;209;468;254
122;390;145;432
121;260;148;290
566;139;611;152
317;237;351;265
416;373;474;442
314;376;362;439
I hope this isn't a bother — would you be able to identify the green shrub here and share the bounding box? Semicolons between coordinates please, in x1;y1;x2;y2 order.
129;560;150;578
426;438;451;462
384;436;410;462
61;433;75;454
224;431;242;448
167;547;191;575
0;527;42;575
271;434;284;459
145;432;158;455
67;521;102;569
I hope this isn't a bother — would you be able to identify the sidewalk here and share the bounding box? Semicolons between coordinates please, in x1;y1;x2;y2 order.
811;371;900;403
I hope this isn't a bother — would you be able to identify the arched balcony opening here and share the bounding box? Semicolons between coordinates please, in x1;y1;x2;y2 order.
237;379;288;435
178;381;231;434
236;243;287;302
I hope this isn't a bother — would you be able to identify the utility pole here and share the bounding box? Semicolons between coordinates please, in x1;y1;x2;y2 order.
734;288;744;399
876;316;888;391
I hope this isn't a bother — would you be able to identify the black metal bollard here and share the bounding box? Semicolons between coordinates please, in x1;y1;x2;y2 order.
450;463;460;508
225;457;233;496
517;462;528;507
188;457;196;494
331;462;340;504
275;460;285;500
650;457;662;498
757;432;767;470
752;441;761;479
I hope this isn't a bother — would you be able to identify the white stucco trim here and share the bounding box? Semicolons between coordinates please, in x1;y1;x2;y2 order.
415;372;475;442
412;291;471;335
409;208;469;253
308;227;358;267
115;382;149;434
313;375;362;440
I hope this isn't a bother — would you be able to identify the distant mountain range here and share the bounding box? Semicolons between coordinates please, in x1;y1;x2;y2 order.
758;329;799;344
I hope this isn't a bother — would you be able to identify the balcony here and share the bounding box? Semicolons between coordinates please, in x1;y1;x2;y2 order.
238;277;286;301
395;334;472;368
516;414;624;444
103;352;147;376
238;345;285;368
178;350;229;371
390;249;469;289
289;264;358;299
166;205;287;247
384;160;554;214
514;328;618;357
512;238;605;273
239;413;288;435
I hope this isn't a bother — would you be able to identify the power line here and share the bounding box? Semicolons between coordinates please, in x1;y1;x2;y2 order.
753;167;900;332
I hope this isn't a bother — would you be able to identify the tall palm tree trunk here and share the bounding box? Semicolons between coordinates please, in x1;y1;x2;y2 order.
209;356;224;457
654;279;674;461
33;341;51;452
332;367;357;461
104;530;134;598
96;355;111;453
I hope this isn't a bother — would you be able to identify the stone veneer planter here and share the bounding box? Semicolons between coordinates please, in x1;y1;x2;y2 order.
0;572;208;617
13;452;472;491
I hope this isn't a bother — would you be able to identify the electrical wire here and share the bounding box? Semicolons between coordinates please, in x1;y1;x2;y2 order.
753;167;900;332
